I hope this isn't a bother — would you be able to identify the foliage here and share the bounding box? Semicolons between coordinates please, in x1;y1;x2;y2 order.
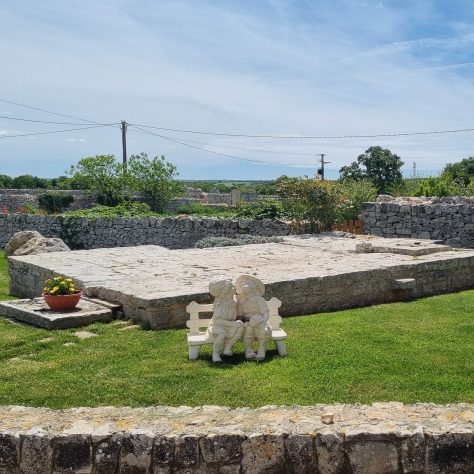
0;175;13;188
67;155;126;205
174;202;234;217
11;174;49;189
234;199;285;220
65;201;155;218
340;179;378;220
413;176;466;197
276;178;345;232
126;153;184;211
339;146;404;194
43;275;78;296
442;157;474;186
195;235;284;248
38;192;74;213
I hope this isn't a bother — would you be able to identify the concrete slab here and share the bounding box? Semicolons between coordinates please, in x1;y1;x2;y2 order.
0;297;113;329
7;234;474;329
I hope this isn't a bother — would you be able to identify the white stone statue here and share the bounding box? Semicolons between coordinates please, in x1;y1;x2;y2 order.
235;275;271;361
206;277;243;363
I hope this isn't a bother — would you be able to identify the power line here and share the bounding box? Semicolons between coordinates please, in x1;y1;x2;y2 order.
129;122;474;140
128;124;315;166
0;114;116;126
0;124;111;139
0;98;118;128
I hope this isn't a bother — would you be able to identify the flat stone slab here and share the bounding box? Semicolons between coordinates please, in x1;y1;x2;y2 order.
356;238;451;256
0;297;112;329
7;234;474;329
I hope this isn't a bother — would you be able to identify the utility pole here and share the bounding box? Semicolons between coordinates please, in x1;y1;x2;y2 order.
317;153;331;180
412;162;417;179
121;120;127;169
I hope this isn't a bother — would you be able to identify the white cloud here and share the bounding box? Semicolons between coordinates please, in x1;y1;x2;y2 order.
0;0;473;178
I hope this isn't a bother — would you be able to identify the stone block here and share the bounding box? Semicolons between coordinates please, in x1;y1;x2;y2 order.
199;434;244;465
315;431;345;474
54;435;92;473
92;434;123;473
118;434;153;473
345;431;399;474
20;434;54;474
241;434;286;474
400;428;425;474
425;432;474;474
0;433;19;471
285;434;318;473
174;436;200;468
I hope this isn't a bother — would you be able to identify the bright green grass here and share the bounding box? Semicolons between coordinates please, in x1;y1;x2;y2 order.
0;252;472;408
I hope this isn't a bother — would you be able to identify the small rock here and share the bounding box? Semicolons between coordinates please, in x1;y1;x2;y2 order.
74;331;97;339
63;342;76;347
119;325;140;331
38;337;54;343
321;413;334;424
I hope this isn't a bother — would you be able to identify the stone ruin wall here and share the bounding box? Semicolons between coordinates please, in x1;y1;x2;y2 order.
0;214;292;250
0;187;233;214
0;403;472;473
361;196;474;248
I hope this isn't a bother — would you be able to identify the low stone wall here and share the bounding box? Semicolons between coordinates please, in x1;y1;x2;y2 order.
0;189;97;212
361;196;474;247
0;403;472;473
0;214;292;250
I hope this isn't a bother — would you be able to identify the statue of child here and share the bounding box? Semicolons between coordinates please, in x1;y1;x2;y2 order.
235;275;270;361
206;277;243;363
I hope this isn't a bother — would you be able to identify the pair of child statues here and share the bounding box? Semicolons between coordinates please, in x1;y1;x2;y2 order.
206;274;270;362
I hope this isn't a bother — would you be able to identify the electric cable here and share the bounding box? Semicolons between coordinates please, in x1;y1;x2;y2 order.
0;124;112;139
129;122;474;140
0;114;116;126
128;125;315;166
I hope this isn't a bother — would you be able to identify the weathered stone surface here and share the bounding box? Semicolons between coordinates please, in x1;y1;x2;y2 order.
8;234;474;329
54;434;92;473
0;297;112;329
241;434;286;473
0;404;472;473
4;230;70;256
362;198;474;248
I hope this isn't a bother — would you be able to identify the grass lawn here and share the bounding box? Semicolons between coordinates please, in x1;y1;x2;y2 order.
0;252;472;408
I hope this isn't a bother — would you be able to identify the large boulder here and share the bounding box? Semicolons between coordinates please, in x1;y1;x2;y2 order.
4;231;71;256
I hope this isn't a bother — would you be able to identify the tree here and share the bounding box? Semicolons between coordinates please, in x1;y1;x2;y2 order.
126;153;184;211
67;155;126;205
0;174;13;188
339;146;404;194
11;174;48;189
276;177;345;232
442;157;474;185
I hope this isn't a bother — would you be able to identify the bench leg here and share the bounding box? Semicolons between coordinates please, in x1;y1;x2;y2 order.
188;345;200;360
274;340;287;357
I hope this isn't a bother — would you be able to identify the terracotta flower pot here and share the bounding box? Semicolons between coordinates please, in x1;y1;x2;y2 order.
43;292;82;312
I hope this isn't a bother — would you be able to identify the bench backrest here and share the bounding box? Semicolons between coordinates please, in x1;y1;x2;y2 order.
186;297;283;335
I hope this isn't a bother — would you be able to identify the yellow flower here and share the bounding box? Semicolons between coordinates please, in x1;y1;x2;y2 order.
66;278;73;282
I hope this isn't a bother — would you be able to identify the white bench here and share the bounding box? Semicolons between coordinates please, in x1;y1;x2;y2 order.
186;297;288;360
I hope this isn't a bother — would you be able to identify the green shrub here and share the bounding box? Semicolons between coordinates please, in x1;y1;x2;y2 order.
340;179;378;220
175;202;233;217
195;235;283;248
38;192;74;213
234;199;285;220
413;177;466;197
65;201;154;218
277;178;345;232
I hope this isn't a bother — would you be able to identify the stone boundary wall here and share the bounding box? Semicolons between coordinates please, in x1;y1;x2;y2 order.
0;189;97;212
361;197;474;248
0;403;472;473
0;214;292;250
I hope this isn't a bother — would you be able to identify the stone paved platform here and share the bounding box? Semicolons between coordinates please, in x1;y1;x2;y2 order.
0;297;113;329
8;234;474;329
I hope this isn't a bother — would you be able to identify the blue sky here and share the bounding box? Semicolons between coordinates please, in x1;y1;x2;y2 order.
1;0;473;179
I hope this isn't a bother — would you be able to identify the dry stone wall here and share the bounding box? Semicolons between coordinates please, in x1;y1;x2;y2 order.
361;197;474;248
0;214;291;250
0;403;472;473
